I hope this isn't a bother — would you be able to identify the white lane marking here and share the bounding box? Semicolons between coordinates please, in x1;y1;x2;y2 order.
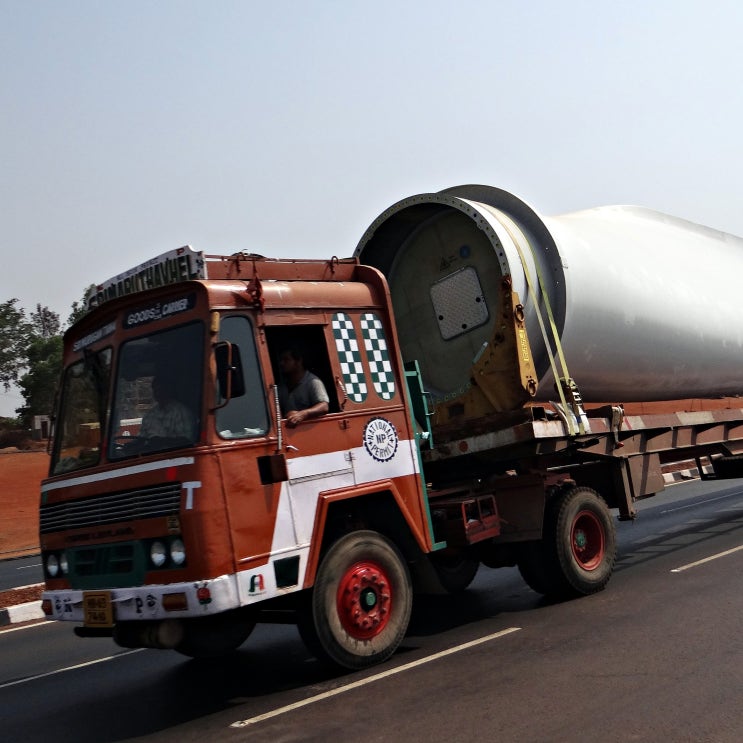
230;627;522;729
0;620;52;635
660;492;743;514
17;563;42;570
0;649;143;689
671;544;743;573
3;582;43;590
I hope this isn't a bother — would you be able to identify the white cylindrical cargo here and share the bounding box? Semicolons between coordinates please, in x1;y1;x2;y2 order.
355;185;743;403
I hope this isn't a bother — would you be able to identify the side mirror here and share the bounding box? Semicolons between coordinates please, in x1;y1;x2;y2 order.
215;342;246;403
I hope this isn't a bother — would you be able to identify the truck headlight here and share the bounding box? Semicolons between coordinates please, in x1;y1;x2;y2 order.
170;538;186;566
60;552;69;575
150;541;167;568
46;554;59;577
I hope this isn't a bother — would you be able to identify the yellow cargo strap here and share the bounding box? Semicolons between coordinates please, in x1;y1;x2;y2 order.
498;215;585;435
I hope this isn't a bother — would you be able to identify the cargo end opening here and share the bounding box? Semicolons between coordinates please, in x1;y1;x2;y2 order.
354;188;580;415
357;203;516;398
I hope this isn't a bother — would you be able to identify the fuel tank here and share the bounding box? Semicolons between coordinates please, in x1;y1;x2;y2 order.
355;185;743;410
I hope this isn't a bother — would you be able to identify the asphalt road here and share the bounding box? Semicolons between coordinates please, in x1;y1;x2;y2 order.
0;554;43;591
1;478;741;742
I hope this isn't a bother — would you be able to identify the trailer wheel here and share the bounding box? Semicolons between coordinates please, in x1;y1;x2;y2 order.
712;454;743;478
430;552;480;593
547;486;616;597
299;530;412;670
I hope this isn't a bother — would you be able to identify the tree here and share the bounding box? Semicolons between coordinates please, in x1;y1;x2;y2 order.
68;284;95;326
0;299;32;392
13;305;62;424
16;335;63;421
4;287;94;425
30;303;62;338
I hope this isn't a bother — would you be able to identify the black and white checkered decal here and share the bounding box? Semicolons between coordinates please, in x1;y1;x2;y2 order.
332;312;368;403
360;313;396;400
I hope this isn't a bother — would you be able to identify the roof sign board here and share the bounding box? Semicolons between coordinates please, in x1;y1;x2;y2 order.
86;246;205;310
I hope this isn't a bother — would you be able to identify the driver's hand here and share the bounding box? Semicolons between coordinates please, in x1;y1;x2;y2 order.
286;410;306;427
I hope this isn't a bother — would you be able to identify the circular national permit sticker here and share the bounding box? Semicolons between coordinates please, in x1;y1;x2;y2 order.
363;417;399;462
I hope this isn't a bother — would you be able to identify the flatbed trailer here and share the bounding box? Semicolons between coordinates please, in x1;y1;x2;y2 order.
425;405;743;519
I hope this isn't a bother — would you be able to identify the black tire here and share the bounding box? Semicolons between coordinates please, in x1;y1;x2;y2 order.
517;541;552;596
175;611;255;658
713;454;743;478
301;530;412;670
296;592;325;661
430;551;480;593
545;486;616;598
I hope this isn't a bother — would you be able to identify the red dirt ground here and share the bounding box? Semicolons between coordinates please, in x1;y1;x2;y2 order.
0;450;49;559
0;450;48;610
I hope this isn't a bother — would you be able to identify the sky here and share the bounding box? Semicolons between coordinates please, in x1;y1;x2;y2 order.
2;0;743;416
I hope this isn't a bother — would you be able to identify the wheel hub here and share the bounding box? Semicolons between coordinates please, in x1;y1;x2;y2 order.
337;561;392;640
571;510;605;570
574;530;588;549
361;588;377;609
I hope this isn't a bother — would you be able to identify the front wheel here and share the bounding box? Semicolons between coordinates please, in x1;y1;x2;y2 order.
300;530;412;670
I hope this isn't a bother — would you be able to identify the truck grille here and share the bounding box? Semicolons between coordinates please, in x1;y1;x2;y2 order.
74;543;136;577
40;483;182;534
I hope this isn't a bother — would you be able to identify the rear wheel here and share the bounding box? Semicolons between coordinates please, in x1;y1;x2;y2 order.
517;541;551;595
430;551;479;593
299;530;412;670
551;486;616;595
519;486;616;599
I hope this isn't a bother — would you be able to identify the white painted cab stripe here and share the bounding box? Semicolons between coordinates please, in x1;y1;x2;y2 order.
41;456;196;492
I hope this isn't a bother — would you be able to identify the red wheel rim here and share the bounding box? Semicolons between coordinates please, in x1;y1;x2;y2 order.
570;510;605;570
336;560;392;640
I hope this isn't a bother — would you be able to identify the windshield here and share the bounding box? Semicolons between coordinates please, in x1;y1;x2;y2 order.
52;348;112;474
108;322;204;460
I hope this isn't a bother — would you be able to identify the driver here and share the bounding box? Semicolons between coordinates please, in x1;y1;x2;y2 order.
278;348;329;427
139;372;194;439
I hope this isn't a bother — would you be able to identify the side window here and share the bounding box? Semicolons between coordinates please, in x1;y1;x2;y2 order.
265;325;339;415
216;316;268;439
360;313;396;401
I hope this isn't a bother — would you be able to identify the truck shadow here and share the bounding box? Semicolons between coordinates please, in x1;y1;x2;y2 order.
407;567;543;637
614;503;743;572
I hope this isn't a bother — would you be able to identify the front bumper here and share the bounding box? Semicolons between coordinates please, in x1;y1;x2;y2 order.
43;574;240;623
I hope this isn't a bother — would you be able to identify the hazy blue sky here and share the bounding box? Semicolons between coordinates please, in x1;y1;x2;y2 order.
2;1;743;414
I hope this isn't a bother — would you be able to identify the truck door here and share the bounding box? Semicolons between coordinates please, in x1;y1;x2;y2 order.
330;311;423;498
265;324;355;548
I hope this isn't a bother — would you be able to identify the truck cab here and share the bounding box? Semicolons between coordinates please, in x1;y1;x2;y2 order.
42;249;435;667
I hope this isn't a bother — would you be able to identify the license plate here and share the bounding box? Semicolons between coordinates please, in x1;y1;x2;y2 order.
83;591;114;627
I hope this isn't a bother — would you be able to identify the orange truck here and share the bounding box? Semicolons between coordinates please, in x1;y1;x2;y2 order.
40;187;743;669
